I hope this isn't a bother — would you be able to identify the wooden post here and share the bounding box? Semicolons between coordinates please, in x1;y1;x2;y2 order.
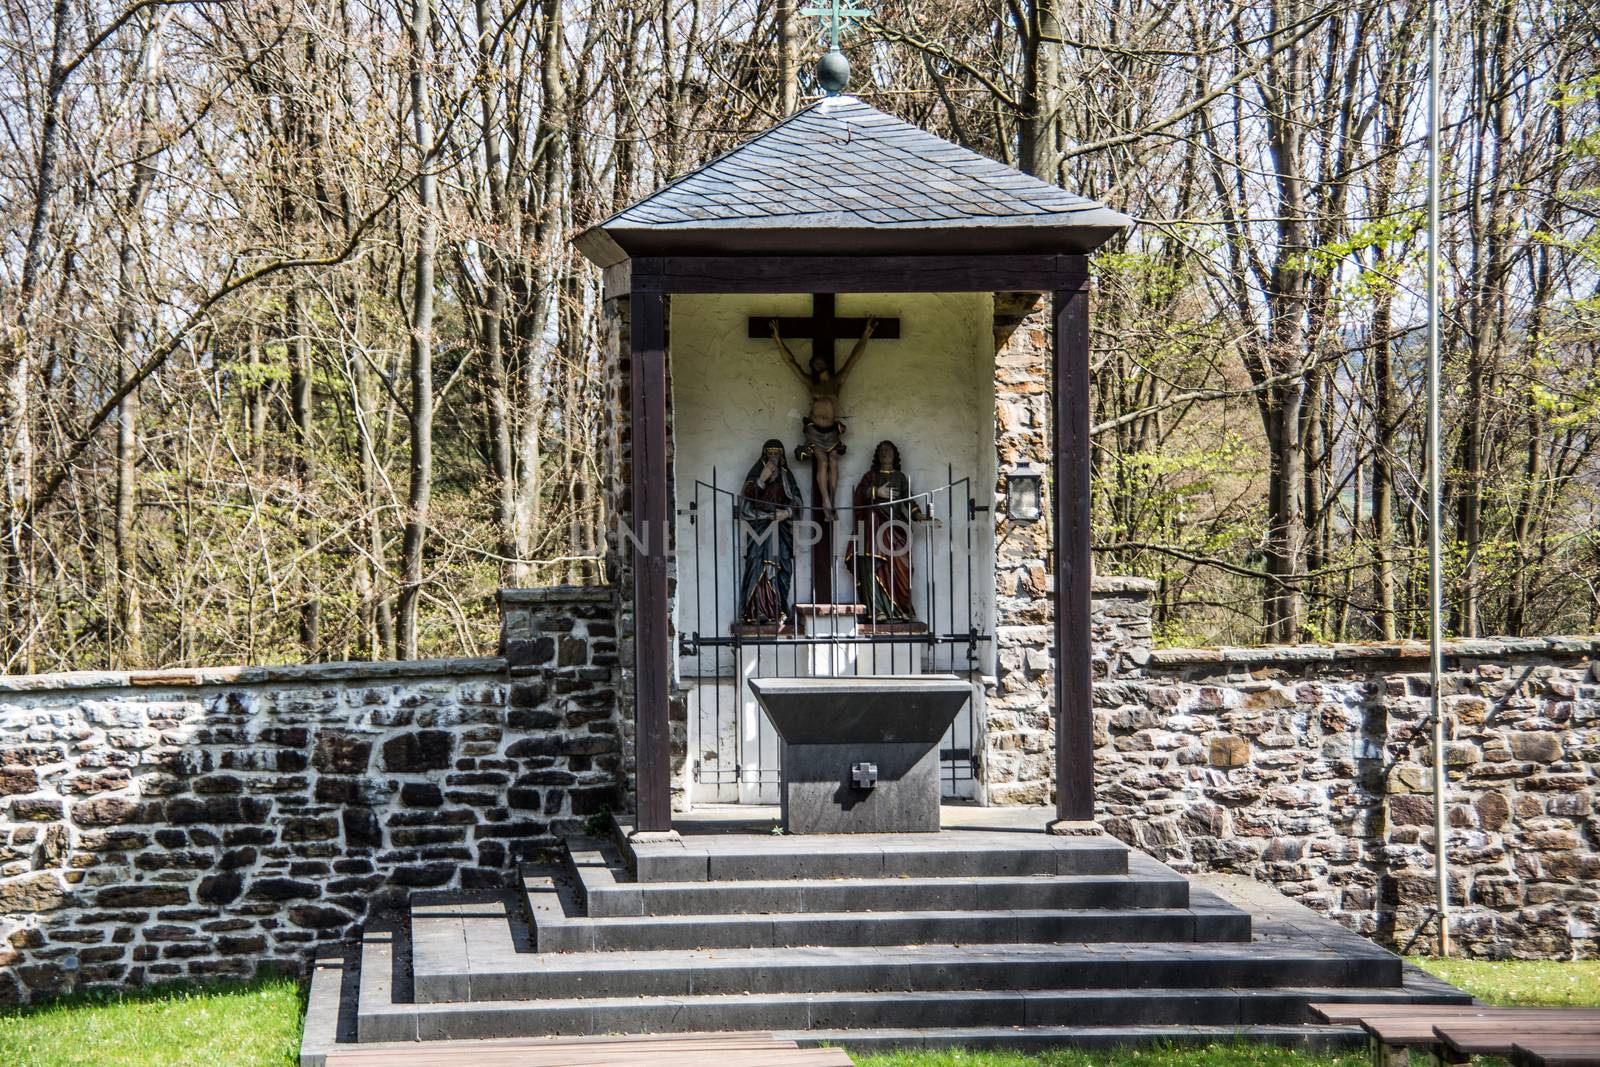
1052;283;1094;822
630;290;672;832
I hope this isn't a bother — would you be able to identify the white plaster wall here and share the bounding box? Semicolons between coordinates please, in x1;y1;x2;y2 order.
669;292;997;676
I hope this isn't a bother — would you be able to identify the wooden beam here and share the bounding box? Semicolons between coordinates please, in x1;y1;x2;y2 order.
1052;282;1094;822
627;254;1088;295
630;290;672;832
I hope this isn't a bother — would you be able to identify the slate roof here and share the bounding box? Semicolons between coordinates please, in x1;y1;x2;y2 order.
574;95;1132;267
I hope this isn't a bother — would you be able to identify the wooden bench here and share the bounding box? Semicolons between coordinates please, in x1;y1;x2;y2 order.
1309;1004;1600;1067
324;1031;855;1066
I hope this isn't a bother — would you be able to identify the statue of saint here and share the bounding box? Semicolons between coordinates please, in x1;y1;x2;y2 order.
844;440;939;622
737;439;804;627
768;317;878;520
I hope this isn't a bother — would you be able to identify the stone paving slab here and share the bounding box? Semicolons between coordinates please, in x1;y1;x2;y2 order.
526;872;1247;952
615;819;1130;882
787;1023;1369;1053
359;978;1463;1044
568;869;1193;918
413;932;1404;1004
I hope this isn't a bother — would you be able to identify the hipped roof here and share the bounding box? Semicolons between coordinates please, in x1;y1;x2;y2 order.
574;95;1132;268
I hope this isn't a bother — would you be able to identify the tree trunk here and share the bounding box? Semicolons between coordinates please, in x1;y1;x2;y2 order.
1259;0;1310;643
777;0;799;114
474;0;518;579
1017;0;1061;180
2;0;70;671
1371;296;1398;639
287;286;320;657
1456;0;1514;637
111;10;166;668
1506;107;1561;634
511;0;567;582
398;0;437;658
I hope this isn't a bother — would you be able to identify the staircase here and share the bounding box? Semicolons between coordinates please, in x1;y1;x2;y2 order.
301;808;1470;1064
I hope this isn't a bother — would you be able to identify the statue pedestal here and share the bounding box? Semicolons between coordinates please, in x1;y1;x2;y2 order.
749;675;970;834
793;602;863;675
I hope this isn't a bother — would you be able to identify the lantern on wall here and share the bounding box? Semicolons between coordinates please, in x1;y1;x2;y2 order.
1005;462;1043;523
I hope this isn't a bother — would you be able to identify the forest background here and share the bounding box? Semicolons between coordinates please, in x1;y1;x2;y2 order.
1;0;1596;672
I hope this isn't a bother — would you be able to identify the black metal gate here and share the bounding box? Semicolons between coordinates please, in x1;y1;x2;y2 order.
678;470;990;804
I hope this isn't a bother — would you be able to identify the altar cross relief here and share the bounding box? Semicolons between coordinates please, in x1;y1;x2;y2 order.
748;295;898;602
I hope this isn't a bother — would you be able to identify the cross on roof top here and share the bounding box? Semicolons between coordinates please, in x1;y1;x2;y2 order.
802;0;871;50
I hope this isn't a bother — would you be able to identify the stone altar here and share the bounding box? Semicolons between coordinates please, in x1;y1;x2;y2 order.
747;675;971;833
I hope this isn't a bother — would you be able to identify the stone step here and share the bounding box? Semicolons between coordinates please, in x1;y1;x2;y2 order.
408;912;1402;1004
561;842;1190;917
362;925;1448;1044
360;989;1425;1044
326;927;1468;1058
521;871;1246;952
611;825;1130;883
787;1024;1371;1054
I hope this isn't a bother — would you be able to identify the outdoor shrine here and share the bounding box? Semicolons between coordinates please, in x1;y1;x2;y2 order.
573;80;1131;832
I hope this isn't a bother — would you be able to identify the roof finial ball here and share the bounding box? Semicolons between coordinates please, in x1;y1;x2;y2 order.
817;49;851;95
803;0;869;97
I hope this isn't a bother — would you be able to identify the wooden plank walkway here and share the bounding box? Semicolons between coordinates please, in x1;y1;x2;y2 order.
1436;1023;1600;1065
1511;1036;1600;1067
324;1031;854;1066
1309;1003;1600;1067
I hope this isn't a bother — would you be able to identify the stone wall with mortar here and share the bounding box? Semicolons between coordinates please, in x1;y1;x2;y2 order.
1104;636;1600;959
985;293;1055;804
985;566;1600;959
983;292;1159;804
0;588;618;1004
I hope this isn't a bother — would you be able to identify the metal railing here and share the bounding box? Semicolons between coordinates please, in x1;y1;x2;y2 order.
678;470;990;802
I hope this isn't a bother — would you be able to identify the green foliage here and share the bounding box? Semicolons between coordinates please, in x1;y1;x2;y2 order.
1296;209;1424;286
1549;73;1600;110
583;805;614;836
219;359;290;391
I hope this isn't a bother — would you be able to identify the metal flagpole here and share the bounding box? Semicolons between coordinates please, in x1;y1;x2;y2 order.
1426;0;1450;959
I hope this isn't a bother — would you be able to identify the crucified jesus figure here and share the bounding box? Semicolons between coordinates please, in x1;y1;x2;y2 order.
769;316;878;521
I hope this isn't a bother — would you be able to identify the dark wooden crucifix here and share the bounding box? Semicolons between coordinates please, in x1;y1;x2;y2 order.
747;294;899;603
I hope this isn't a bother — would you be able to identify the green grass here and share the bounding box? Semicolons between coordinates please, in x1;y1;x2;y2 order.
0;958;1594;1066
0;975;303;1067
1409;956;1600;1007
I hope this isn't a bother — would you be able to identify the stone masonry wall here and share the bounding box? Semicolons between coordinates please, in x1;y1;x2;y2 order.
986;573;1600;959
1105;637;1600;959
0;587;618;1004
984;293;1157;804
985;293;1054;803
